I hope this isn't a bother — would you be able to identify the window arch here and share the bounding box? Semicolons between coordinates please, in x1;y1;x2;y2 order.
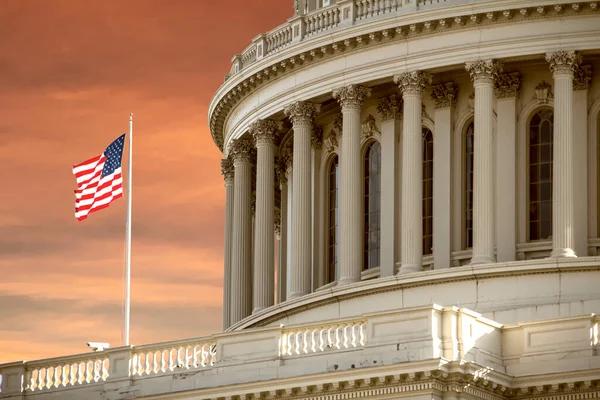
327;155;339;283
423;128;434;255
464;120;474;249
528;109;554;241
363;141;381;269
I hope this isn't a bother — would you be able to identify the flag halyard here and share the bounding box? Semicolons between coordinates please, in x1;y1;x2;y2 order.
72;134;126;221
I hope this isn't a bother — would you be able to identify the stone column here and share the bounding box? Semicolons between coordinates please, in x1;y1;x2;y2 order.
394;71;429;273
285;157;293;299
311;127;323;290
250;120;278;313
495;72;521;262
229;139;254;325
284;101;317;299
220;158;234;330
333;84;371;285
546;51;581;258
276;156;289;303
377;95;402;277
466;60;502;265
430;82;458;269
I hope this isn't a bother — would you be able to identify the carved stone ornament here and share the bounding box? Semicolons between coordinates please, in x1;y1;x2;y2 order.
228;139;255;163
534;81;553;104
332;84;371;109
573;64;592;90
465;59;503;84
284;101;317;125
249;119;279;145
467;92;475;109
377;94;403;121
220;158;234;184
495;72;522;98
324;133;339;153
421;103;431;120
430;82;458;108
361;115;379;140
333;114;343;136
275;160;288;186
393;70;430;95
274;208;281;237
546;50;582;76
311;125;323;149
280;143;293;169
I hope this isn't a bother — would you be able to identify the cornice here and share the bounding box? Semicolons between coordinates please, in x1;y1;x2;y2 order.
207;1;600;152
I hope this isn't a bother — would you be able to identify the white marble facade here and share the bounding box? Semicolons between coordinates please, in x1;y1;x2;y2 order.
2;1;600;399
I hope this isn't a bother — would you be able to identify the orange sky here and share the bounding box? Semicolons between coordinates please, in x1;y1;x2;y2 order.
0;0;290;363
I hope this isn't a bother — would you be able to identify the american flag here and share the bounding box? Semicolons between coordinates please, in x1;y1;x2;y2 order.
72;134;126;221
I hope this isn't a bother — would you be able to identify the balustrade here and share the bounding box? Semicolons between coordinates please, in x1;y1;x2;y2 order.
131;341;216;376
279;320;367;356
26;355;109;391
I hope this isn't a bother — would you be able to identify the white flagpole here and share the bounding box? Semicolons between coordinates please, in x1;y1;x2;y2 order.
124;113;133;346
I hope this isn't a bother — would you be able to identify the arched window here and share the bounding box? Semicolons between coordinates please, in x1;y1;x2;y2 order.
464;121;474;249
364;141;381;269
327;156;339;283
423;128;434;255
529;109;554;241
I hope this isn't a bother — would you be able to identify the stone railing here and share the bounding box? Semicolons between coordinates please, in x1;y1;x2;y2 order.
231;0;484;77
131;339;216;377
279;320;367;356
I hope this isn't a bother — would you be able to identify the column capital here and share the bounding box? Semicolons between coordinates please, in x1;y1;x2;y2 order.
377;94;403;121
495;72;522;98
574;64;593;90
220;158;235;185
394;71;430;96
311;125;323;149
250;119;279;145
284;101;318;125
229;139;255;164
333;84;371;110
276;161;288;185
430;82;458;108
466;60;503;84
546;51;582;76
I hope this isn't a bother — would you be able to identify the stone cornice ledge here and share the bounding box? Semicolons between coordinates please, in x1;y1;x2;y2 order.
227;257;600;331
208;1;600;152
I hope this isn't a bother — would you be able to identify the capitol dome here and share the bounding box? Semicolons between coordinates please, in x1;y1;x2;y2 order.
2;1;599;399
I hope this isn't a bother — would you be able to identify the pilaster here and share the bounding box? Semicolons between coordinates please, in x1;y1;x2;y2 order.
284;101;317;298
394;71;429;273
250;120;278;313
220;158;235;330
311;126;323;290
333;84;371;285
275;161;288;303
466;59;502;265
430;82;458;269
377;94;402;277
546;51;581;258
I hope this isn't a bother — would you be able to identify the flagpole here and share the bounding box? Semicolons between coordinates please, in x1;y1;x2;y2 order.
124;113;133;346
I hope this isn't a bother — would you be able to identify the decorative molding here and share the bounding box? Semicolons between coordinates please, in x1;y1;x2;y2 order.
275;160;288;186
249;119;279;145
333;84;371;109
534;81;553;104
311;125;323;149
573;64;593;90
546;50;582;76
465;59;503;84
209;2;600;151
220;158;234;185
324;133;339;153
361;115;379;140
430;82;458;108
284;101;318;125
229;139;255;164
495;72;522;98
333;114;343;136
377;94;403;121
394;70;430;95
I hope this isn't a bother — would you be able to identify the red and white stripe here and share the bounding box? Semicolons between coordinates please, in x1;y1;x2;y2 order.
72;154;123;221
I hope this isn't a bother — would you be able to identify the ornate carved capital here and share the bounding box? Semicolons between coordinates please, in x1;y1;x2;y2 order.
546;51;582;76
394;71;430;96
332;84;371;110
274;208;281;236
311;126;323;149
495;72;522;98
220;158;234;185
284;101;317;125
361;115;380;140
573;64;592;90
430;82;458;108
228;139;255;164
465;59;503;84
377;94;403;121
249;119;279;145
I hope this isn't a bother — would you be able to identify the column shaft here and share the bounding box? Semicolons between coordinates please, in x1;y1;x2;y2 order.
220;160;234;330
278;178;288;303
432;106;452;268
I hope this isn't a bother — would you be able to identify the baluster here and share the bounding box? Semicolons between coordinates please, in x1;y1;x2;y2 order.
69;363;76;385
342;325;349;348
302;329;309;353
335;326;342;349
311;329;317;353
38;368;45;390
294;332;300;355
351;325;358;347
26;369;33;391
287;333;293;355
360;323;366;346
31;369;38;390
53;366;61;388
